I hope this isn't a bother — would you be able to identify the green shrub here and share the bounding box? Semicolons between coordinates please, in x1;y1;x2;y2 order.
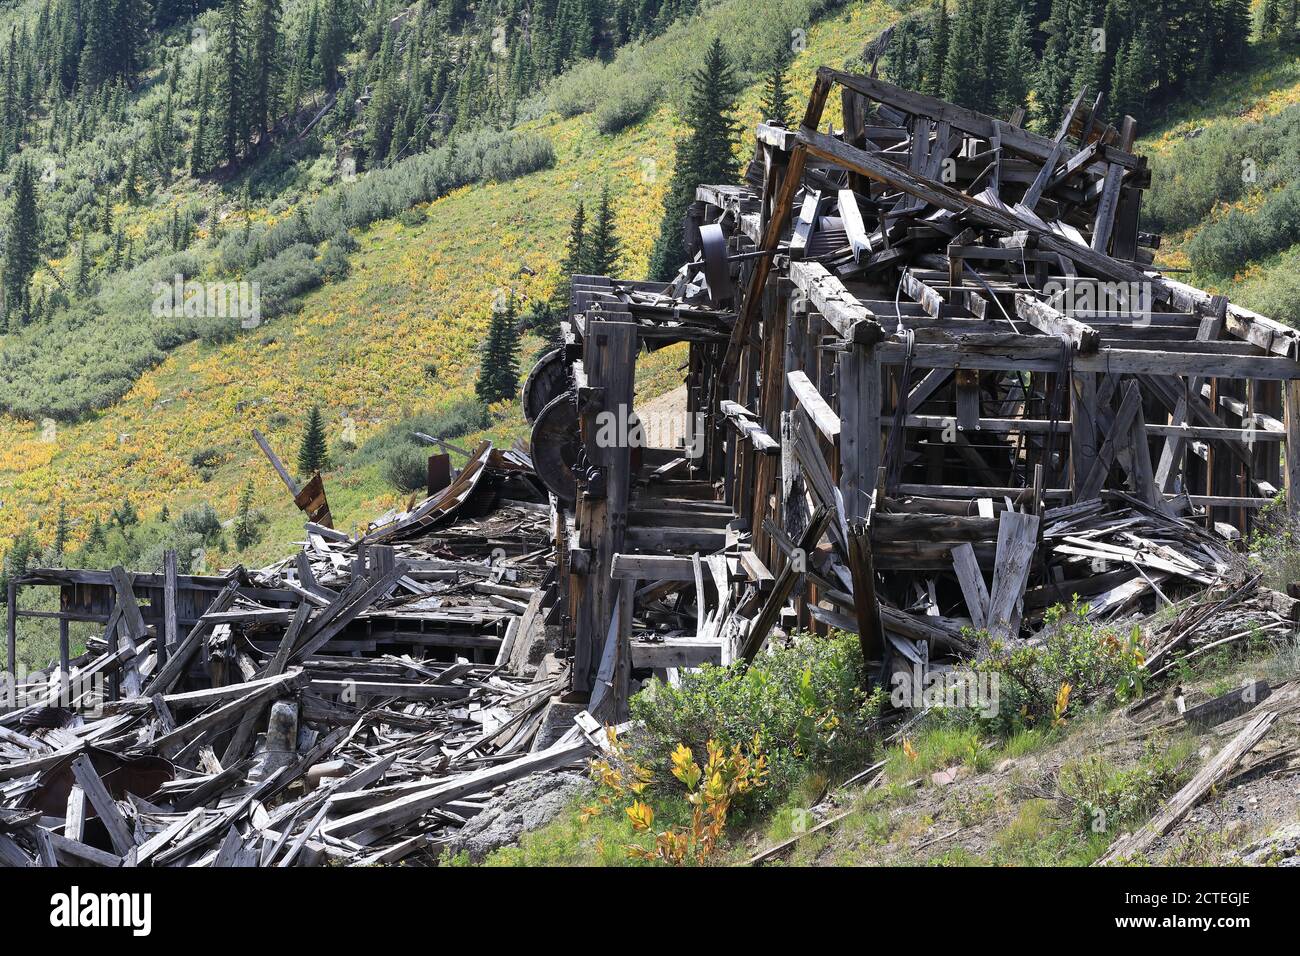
629;630;882;805
968;599;1145;736
1058;738;1195;839
247;242;326;318
383;444;431;493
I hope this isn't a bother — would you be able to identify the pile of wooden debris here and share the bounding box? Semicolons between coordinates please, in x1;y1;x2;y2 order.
0;441;604;867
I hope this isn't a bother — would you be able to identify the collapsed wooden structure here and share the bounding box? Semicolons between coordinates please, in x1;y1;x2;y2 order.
0;444;611;867
524;68;1300;718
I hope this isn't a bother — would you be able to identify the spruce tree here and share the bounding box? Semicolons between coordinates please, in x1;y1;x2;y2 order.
647;37;741;280
550;199;585;316
52;501;69;558
584;183;622;278
248;0;282;142
1261;0;1281;37
760;42;793;127
317;0;347;89
921;1;950;97
2;158;40;327
217;0;247;166
234;480;258;550
476;294;520;404
297;405;328;475
1000;6;1032;114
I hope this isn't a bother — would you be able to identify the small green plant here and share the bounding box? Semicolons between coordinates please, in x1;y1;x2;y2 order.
629;630;883;804
1057;737;1194;840
970;599;1146;736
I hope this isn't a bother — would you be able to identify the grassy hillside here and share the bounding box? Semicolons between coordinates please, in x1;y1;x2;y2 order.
1139;38;1300;322
0;0;902;580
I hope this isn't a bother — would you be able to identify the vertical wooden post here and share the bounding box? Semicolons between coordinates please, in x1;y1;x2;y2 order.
162;550;179;666
572;318;638;699
1070;372;1097;501
1285;380;1300;519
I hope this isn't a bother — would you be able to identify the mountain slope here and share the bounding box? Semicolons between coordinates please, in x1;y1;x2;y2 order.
0;0;902;573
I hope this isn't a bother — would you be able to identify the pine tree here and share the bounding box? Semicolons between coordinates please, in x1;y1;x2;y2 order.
297;405;328;475
192;63;211;174
476;294;520;403
921;1;950;97
648;37;741;280
217;0;248;166
550;199;586;316
760;43;793;127
1261;0;1281;37
233;480;258;550
52;501;69;558
248;0;282;142
317;0;347;89
2;158;40;327
584;183;623;277
1000;5;1032;114
85;515;106;552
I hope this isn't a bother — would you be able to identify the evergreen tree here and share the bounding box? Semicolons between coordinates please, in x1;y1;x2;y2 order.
1000;6;1032;114
217;0;248;166
921;0;950;97
2;159;40;327
1261;0;1281;37
248;0;282;142
192;63;211;174
52;501;69;558
550;199;586;316
760;42;793;127
476;294;520;403
297;405;328;475
316;0;347;89
233;480;259;549
86;515;106;552
584;183;622;277
0;528;38;601
647;37;741;280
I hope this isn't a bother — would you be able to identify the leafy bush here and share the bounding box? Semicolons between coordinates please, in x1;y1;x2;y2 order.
1246;498;1300;591
595;82;660;134
359;399;488;459
247;243;326;318
383;444;431;493
1187;182;1300;276
630;630;881;804
967;600;1146;736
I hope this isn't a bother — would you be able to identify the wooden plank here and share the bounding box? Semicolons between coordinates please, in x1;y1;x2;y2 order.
985;512;1040;640
70;754;137;856
253;428;301;496
1015;294;1100;353
951;542;990;630
145;581;240;694
321;735;592;840
1098;711;1276;865
787;370;841;438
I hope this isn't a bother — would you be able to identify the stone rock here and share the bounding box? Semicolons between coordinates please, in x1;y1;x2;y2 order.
1242;821;1300;866
445;771;592;861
